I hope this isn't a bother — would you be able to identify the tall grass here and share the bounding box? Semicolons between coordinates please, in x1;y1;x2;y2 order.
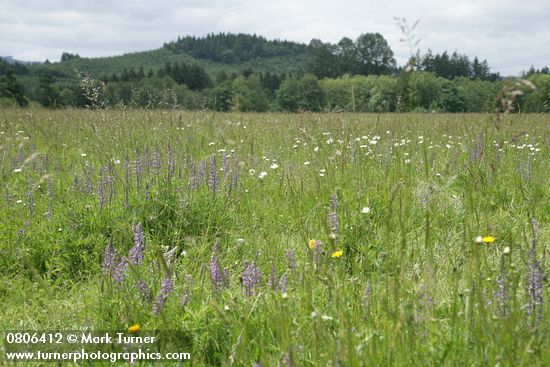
0;109;548;366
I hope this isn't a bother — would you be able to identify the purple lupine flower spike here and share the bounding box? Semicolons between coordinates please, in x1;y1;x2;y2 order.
280;273;288;294
328;193;339;240
180;275;194;309
161;277;174;296
128;223;145;266
111;256;127;283
223;268;231;288
137;279;151;301
208;156;219;194
241;257;261;297
526;240;543;329
153;276;174;316
222;154;230;182
209;245;223;291
102;239;115;276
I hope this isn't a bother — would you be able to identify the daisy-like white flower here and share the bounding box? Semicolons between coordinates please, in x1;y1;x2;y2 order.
361;207;371;214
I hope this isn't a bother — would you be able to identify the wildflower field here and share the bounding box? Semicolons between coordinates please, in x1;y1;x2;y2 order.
1;109;549;366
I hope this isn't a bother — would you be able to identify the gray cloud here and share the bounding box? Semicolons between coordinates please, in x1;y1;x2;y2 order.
0;0;548;75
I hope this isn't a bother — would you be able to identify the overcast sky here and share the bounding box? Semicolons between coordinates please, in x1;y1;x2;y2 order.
1;0;549;76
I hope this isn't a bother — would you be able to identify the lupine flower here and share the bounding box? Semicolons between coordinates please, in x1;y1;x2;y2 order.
137;279;151;302
197;160;207;186
111;256;127;283
223;268;231;289
208;156;219;193
102;239;115;276
128;223;145;266
189;161;198;190
280;273;288;294
519;155;533;182
166;144;174;180
152;294;164;316
241;258;261;297
97;177;105;208
328;194;339;240
134;148;142;189
222;154;230;181
153;276;174;316
526;240;543;329
180;275;194;309
209;247;223;291
152;145;161;175
160;276;174;295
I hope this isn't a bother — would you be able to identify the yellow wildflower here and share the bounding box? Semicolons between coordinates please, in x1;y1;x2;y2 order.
128;324;140;334
308;239;317;250
331;249;343;258
482;236;495;243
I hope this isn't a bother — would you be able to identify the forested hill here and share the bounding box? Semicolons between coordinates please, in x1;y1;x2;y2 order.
29;33;309;79
163;33;307;64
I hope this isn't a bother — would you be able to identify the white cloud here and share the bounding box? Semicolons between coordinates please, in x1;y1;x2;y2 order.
0;0;548;75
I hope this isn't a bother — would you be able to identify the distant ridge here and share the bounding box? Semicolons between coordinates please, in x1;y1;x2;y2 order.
0;56;42;65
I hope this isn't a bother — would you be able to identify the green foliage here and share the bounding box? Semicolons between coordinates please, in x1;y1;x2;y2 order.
0;68;28;106
276;74;325;112
524;74;550;112
367;75;398;112
305;33;396;78
354;33;396;75
418;50;499;81
231;75;270;112
37;69;61;107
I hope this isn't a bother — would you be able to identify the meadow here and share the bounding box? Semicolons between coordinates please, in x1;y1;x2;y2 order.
0;109;549;366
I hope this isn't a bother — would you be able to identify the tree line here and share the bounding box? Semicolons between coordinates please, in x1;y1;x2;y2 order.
1;32;549;112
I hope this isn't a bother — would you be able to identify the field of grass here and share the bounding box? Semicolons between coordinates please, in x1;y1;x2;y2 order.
0;109;549;366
